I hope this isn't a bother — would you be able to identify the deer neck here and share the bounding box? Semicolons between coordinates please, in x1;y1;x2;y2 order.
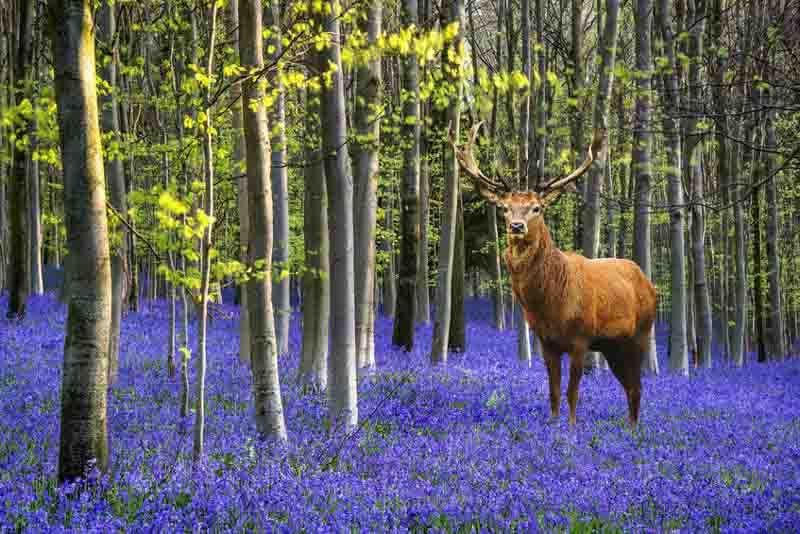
506;221;569;309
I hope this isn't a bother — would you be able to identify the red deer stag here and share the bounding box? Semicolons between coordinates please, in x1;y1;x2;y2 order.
452;123;656;426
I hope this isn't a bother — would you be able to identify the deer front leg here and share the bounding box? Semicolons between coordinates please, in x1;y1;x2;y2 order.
542;349;562;418
567;349;586;426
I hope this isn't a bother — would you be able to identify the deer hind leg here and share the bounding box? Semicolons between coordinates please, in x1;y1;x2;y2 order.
625;347;643;427
566;349;586;426
543;350;562;418
606;344;643;427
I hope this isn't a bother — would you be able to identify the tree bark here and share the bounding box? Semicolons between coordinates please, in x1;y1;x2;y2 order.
50;0;112;482
685;0;712;368
318;2;358;428
194;3;219;461
7;0;33;319
98;0;127;385
582;0;620;370
449;193;466;352
353;2;381;367
264;0;291;356
655;0;689;375
515;0;533;365
764;111;786;361
393;0;420;351
430;0;464;365
299;89;329;390
632;0;658;374
229;0;250;366
239;0;288;441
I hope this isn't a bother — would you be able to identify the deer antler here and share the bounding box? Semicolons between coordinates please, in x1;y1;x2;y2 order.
450;121;512;196
537;128;606;193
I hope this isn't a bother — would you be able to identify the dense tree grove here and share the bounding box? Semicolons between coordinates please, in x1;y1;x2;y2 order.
1;0;800;527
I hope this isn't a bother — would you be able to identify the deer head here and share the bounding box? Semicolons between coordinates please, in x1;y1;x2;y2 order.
451;122;605;241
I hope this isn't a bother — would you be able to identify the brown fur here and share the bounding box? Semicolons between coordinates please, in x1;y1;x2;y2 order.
500;192;656;426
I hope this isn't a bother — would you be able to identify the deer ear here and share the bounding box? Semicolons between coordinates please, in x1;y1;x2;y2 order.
479;187;504;205
541;182;578;206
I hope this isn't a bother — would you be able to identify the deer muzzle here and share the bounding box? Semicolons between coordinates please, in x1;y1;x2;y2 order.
510;222;527;235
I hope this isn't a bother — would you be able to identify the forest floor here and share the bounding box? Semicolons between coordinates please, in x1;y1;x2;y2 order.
1;294;799;532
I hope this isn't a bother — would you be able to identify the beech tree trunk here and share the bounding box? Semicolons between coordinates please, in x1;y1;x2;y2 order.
7;0;33;319
98;0;127;385
430;0;464;365
239;0;288;440
318;2;358;428
685;0;712;368
393;0;420;351
264;0;290;356
194;3;219;461
764;111;786;361
353;2;381;367
582;0;620;370
50;0;112;482
655;0;689;375
632;0;659;374
299;88;329;390
230;0;250;366
515;0;532;365
449;193;466;352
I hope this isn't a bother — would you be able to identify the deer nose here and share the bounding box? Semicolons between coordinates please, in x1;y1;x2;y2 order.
510;222;527;234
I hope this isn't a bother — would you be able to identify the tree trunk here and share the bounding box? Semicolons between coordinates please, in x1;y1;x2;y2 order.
515;0;533;365
50;0;112;482
381;191;396;317
572;0;585;248
417;138;431;324
764;112;786;361
582;0;620;370
239;0;288;441
710;0;730;361
488;0;506;332
264;0;291;356
299;89;330;390
230;0;250;366
193;3;219;461
731;117;747;367
655;0;689;375
393;0;420;351
430;0;464;365
353;2;381;367
685;0;712;369
751;125;767;364
7;0;33;319
28;121;43;296
318;3;358;429
98;1;127;385
632;0;659;374
449;193;466;352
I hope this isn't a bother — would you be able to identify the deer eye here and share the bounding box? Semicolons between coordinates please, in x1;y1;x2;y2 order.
531;205;541;214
